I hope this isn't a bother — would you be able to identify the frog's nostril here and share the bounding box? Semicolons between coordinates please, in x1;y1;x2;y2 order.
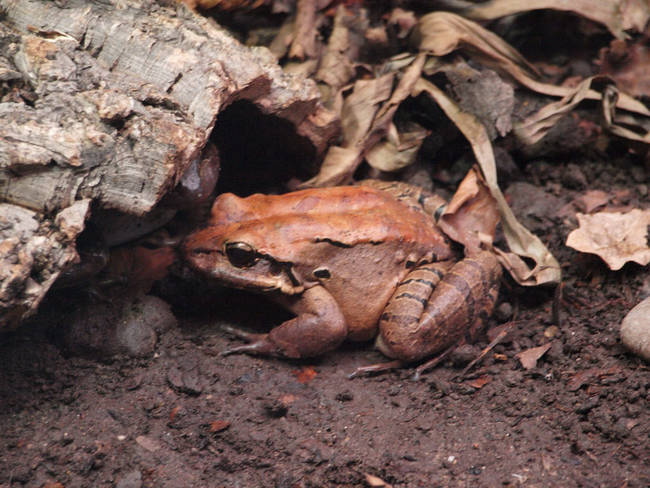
313;267;331;279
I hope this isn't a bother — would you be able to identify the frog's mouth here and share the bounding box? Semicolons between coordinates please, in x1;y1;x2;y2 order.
186;245;304;295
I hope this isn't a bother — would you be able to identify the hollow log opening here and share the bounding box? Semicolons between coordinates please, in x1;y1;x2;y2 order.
212;100;318;196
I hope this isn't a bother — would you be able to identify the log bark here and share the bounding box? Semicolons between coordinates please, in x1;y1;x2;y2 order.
0;0;338;329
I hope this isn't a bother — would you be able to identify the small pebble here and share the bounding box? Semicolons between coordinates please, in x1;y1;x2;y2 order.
116;470;142;488
620;297;650;362
495;302;513;322
544;325;559;338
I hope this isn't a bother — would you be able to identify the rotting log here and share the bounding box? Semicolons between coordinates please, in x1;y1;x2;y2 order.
0;0;339;329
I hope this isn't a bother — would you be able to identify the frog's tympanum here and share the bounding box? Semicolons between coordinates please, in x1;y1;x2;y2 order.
184;181;501;367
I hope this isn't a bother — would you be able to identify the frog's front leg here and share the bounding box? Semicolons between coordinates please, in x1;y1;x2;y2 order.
222;285;347;359
375;250;501;363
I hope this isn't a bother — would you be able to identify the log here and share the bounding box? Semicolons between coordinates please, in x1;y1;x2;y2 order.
0;0;339;329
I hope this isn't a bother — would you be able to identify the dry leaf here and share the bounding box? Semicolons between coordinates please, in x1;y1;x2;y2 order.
457;0;650;40
575;190;610;213
288;0;319;60
567;365;624;391
387;8;417;39
302;54;427;187
438;167;499;253
516;343;552;370
566;210;650;270
343;74;395;147
365;473;393;488
601;84;650;144
412;77;561;286
269;18;297;59
514;77;650;146
466;375;491;389
365;122;428;172
316;5;356;89
417;12;650;117
292;366;318;383
209;420;231;433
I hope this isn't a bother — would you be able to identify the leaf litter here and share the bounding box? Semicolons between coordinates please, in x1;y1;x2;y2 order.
6;2;650;487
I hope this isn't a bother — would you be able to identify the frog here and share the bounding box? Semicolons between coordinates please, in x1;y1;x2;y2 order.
183;180;501;372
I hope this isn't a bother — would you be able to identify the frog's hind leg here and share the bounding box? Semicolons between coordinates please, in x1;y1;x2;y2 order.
348;261;452;378
376;251;501;372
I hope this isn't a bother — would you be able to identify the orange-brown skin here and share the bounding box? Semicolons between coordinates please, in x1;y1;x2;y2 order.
184;182;501;362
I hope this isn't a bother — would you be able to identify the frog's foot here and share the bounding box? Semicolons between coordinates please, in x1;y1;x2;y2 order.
348;360;405;379
220;325;278;356
411;347;454;381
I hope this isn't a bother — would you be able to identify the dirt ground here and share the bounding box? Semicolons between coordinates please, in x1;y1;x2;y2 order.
1;148;648;488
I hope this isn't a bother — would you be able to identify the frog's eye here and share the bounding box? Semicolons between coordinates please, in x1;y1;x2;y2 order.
225;242;258;268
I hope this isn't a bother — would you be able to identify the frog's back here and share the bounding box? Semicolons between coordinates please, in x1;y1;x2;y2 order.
211;186;453;263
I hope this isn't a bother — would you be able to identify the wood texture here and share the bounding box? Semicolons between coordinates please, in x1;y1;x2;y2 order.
0;0;338;328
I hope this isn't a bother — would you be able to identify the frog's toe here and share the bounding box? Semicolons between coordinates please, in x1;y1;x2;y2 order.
221;339;278;357
347;359;404;379
221;324;267;343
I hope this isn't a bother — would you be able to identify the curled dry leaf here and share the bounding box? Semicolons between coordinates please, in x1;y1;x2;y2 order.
514;77;650;147
315;5;356;89
417;12;650;116
456;0;650;40
412;78;561;286
601;84;650;144
515;343;552;370
566;210;650;270
438;167;499;253
302;54;427;187
365;122;429;172
288;0;319;60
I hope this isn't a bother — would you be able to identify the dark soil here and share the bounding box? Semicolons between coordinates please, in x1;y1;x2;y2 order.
1;151;648;488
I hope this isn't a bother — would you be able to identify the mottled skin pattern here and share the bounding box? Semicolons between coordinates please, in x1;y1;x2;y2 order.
184;181;501;363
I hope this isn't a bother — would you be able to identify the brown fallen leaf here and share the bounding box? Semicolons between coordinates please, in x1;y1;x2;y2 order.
387;8;417;39
365;473;393;488
209;420;231;433
601;84;650;144
566;210;650;270
169;405;181;422
302;54;426;187
514;77;650;147
315;5;356;89
292;366;318;383
438;167;499;253
575;190;610;214
417;12;650;117
365;122;429;172
515;343;552;370
288;0;319;60
466;375;492;389
456;0;650;40
567;365;624;391
412;77;561;286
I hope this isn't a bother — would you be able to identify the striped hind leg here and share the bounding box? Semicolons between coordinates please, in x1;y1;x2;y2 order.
376;251;501;364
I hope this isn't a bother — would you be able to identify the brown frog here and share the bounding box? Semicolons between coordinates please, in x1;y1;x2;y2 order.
184;180;501;370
